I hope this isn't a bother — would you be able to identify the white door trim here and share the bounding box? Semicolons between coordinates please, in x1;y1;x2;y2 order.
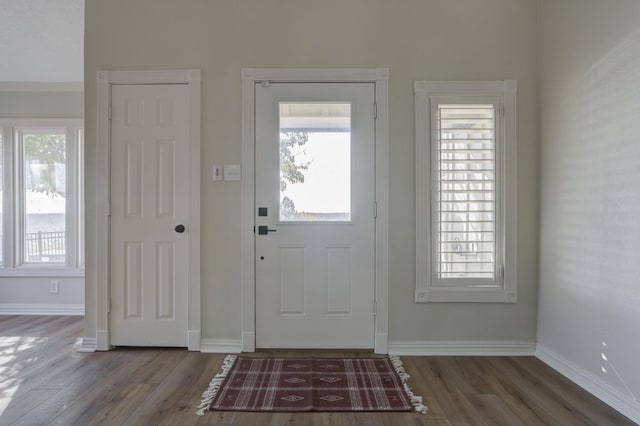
241;68;389;353
95;69;201;351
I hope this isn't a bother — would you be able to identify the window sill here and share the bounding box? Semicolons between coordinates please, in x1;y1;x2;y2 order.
415;287;517;303
0;268;85;278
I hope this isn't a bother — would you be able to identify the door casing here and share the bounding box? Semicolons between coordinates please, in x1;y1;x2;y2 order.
94;70;201;351
241;68;390;353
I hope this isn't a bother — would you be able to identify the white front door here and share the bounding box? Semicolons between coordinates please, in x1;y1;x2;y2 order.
110;84;190;347
255;82;376;348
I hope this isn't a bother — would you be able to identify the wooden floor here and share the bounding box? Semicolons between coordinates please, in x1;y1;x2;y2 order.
0;316;634;426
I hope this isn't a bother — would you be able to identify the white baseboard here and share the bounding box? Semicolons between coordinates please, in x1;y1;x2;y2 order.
78;337;97;352
201;339;243;354
388;340;536;356
0;303;84;316
536;344;640;424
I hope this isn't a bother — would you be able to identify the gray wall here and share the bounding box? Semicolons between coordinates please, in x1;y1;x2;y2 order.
0;277;84;310
0;91;83;117
84;0;539;344
0;0;84;82
0;90;84;310
538;0;640;408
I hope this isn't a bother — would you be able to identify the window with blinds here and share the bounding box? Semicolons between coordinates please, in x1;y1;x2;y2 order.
436;104;497;281
414;80;516;303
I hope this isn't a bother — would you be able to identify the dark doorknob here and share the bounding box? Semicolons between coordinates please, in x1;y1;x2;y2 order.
175;224;186;233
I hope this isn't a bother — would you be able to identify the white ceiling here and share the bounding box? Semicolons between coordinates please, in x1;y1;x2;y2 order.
0;0;84;82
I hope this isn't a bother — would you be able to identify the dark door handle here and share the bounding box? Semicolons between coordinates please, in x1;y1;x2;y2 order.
258;225;277;235
175;224;186;233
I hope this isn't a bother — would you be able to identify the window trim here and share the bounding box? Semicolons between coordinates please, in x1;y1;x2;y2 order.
414;81;517;303
0;118;84;277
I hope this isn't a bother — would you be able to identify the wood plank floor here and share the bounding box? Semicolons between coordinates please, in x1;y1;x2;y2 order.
0;316;635;425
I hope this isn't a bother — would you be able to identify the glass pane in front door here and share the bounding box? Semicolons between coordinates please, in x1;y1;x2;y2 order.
278;102;351;222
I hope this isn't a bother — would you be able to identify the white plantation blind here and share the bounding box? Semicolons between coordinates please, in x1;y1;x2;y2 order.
415;80;516;303
435;103;498;281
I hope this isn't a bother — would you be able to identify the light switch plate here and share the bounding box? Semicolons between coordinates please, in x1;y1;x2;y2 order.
224;164;241;181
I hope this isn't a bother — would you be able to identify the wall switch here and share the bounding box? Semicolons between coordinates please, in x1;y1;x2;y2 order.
212;164;223;181
224;164;241;181
50;280;60;294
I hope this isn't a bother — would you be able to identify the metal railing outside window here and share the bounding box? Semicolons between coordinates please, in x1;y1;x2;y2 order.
24;231;65;263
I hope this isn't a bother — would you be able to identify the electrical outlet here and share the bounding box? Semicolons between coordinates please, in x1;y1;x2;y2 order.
50;280;60;294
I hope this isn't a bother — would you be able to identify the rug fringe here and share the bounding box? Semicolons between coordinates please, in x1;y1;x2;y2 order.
389;354;428;414
196;354;237;416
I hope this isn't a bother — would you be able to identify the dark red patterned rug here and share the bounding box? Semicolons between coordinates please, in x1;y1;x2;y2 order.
197;355;427;415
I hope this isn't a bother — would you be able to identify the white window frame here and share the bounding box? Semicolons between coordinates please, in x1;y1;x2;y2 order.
414;81;517;303
0;118;84;277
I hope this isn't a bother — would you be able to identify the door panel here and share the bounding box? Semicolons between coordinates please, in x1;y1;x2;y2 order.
110;84;190;347
255;83;376;348
124;241;142;319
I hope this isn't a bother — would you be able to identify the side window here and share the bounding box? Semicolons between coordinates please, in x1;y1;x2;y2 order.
0;120;83;274
414;81;517;303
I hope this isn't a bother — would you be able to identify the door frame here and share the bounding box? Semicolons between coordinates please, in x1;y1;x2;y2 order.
241;68;389;353
95;70;201;351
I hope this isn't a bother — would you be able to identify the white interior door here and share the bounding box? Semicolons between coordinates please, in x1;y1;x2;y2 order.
255;82;376;348
110;84;190;347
